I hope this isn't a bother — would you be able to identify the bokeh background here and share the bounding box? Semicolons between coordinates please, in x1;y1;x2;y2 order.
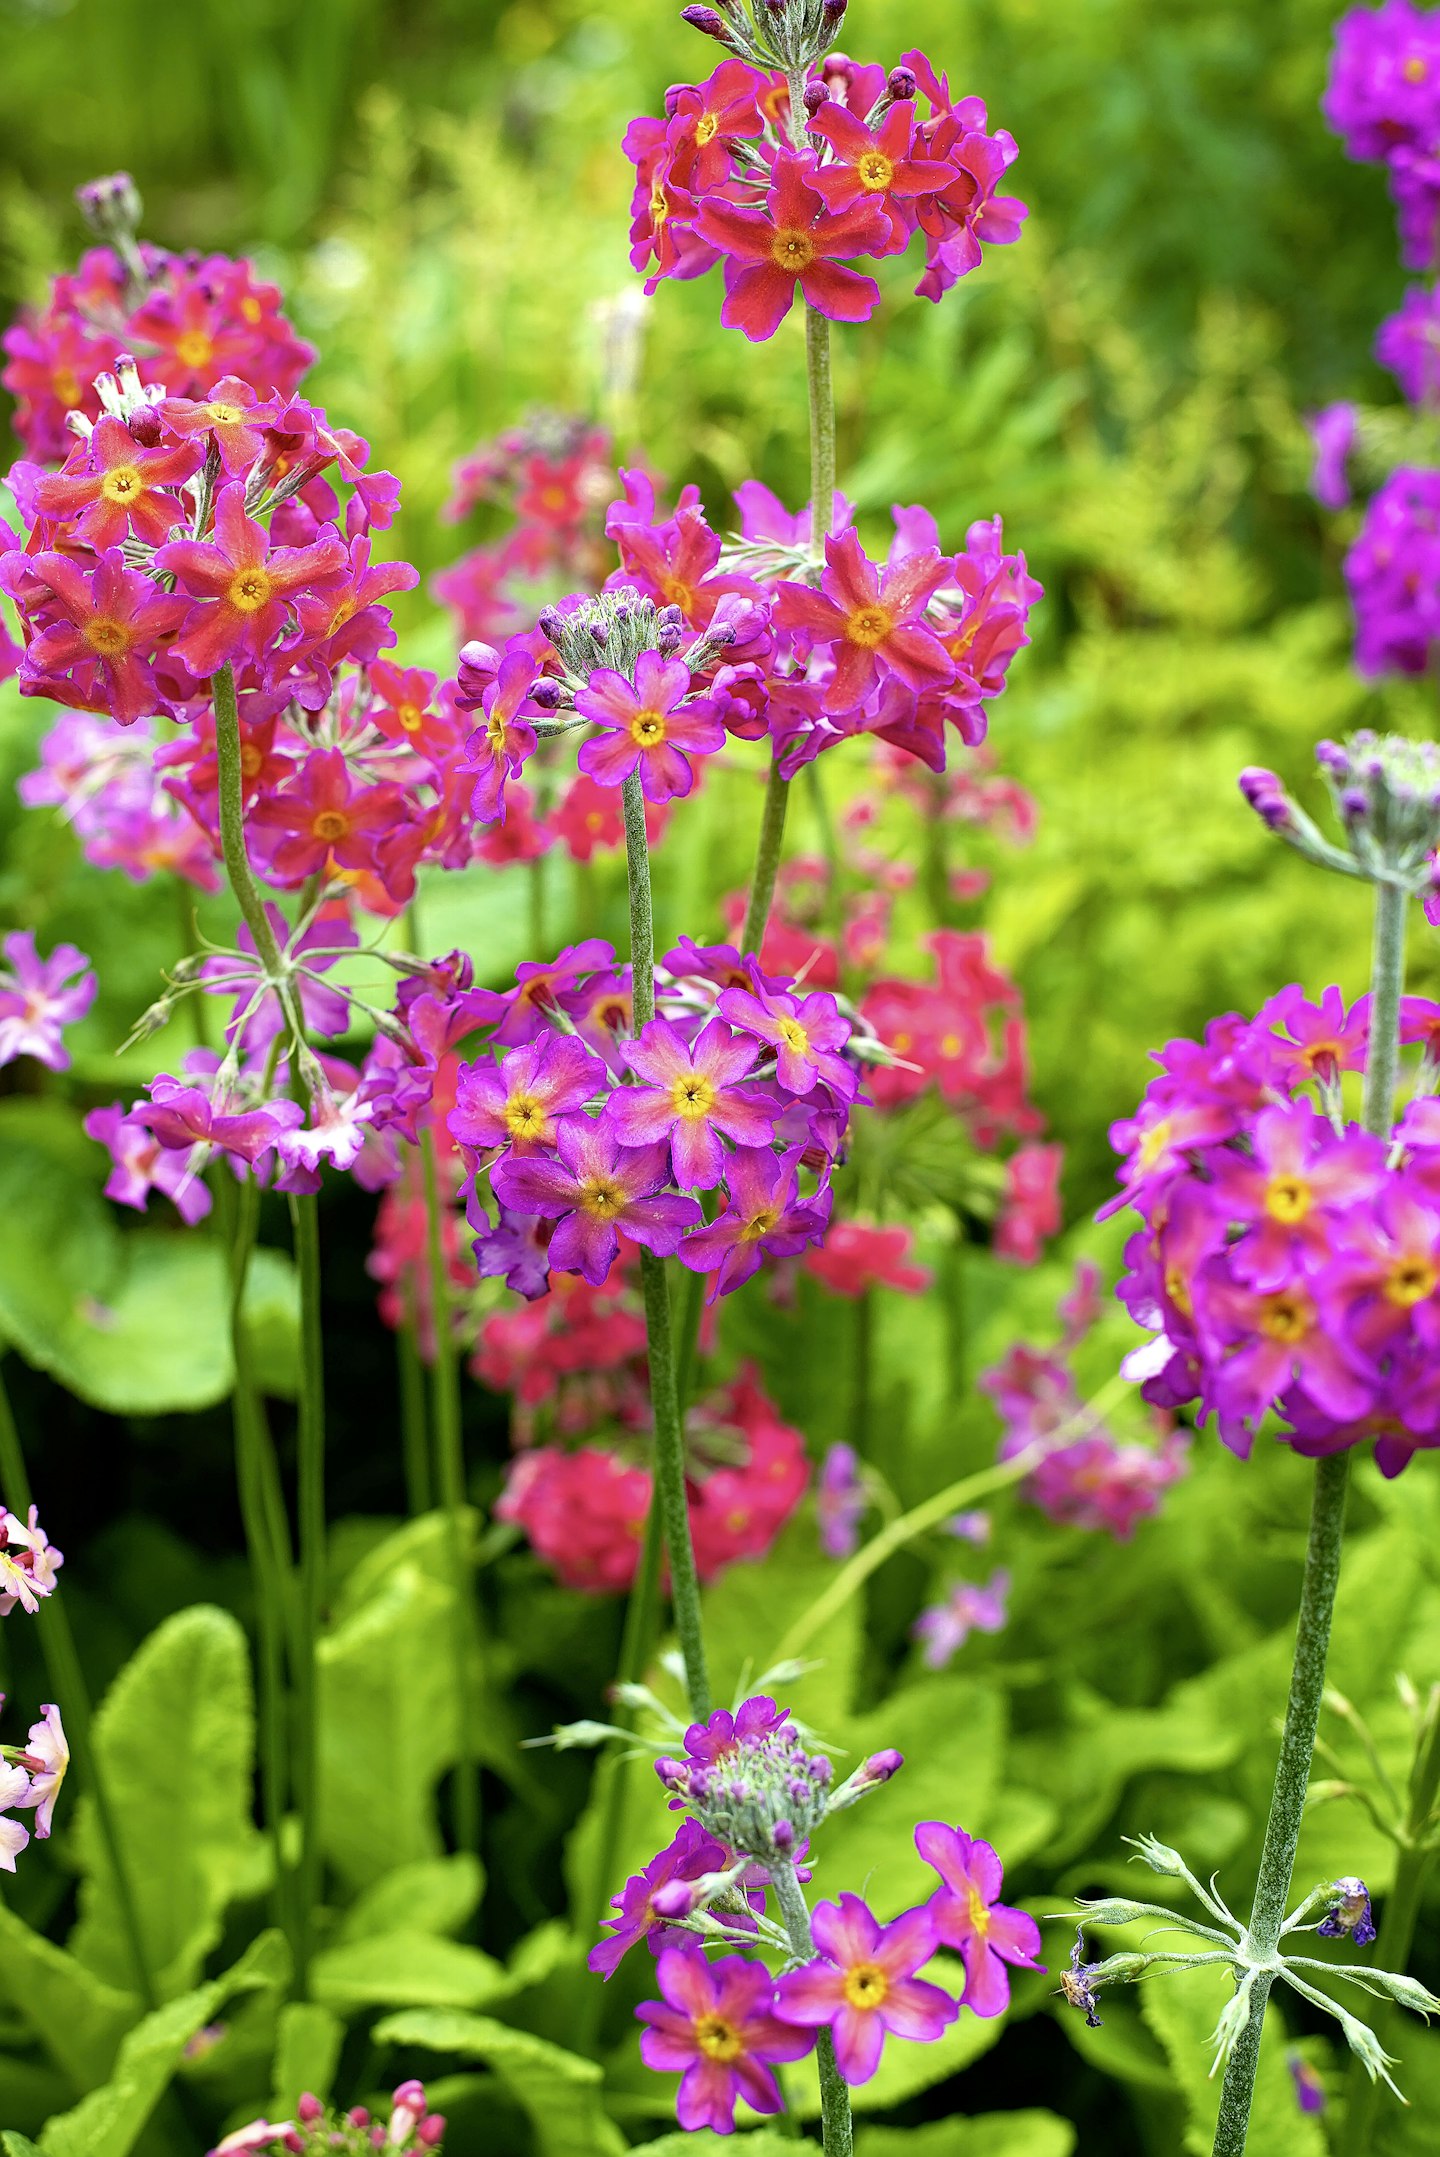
4;2;1440;2152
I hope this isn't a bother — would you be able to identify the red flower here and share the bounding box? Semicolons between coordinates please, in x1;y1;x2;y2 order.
35;417;201;549
807;100;950;245
156;376;285;476
250;746;405;884
694;155;888;342
775;528;956;712
11;548;187;725
155;482;346;677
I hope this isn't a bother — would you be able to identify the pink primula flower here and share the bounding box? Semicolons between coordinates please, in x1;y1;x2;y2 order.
576;649;724;803
638;1947;814;2132
610;1015;779;1188
695;154;889;341
916;1821;1044;2016
491;1115;701;1284
775;528;956;713
774;1892;957;2084
155;480;346;676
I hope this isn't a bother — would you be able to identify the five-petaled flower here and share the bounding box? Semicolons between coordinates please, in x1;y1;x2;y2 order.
775;528;956;713
679;1144;832;1298
576;650;725;802
610;1016;779;1187
638;1947;815;2133
916;1821;1044;2015
35;415;201;549
450;1034;607;1157
695;155;889;342
774;1892;957;2084
491;1116;702;1285
155;481;346;676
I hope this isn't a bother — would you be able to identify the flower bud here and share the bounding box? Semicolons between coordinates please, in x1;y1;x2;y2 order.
75;171;143;239
417;2119;445;2148
530;677;564;710
887;65;916;99
803;81;830;113
650;1877;701;1918
858;1747;902;1783
1237;766;1295;834
680;5;730;37
392;2083;427;2114
822;0;848;20
296;2095;324;2125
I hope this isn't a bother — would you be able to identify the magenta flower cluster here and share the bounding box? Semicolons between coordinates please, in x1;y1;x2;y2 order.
0;931;95;1073
1344;466;1440;675
449;937;853;1300
592;1693;1041;2132
1324;1;1440;268
1108;978;1440;1474
626;48;1024;337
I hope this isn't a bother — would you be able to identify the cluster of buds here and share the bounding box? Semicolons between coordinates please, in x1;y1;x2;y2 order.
1054;1835;1438;2102
1241;732;1440;902
681;0;850;73
655;1695;841;1860
211;2082;444;2157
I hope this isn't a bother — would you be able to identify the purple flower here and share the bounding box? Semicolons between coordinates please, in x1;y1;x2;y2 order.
916;1822;1044;2017
490;1114;701;1285
773;1893;957;2084
0;931;96;1072
1345;468;1440;676
1376;284;1440;404
678;1146;832;1299
576;650;725;803
467;940;618;1048
589;1821;729;1978
816;1443;865;1559
1318;1874;1377;1944
637;1947;814;2132
682;1695;792;1770
450;1033;608;1157
610;1016;779;1188
466;1194;552;1301
0;1763;31;1873
1322;4;1440;166
84;1103;213;1224
912;1570;1010;1670
1308;402;1357;511
141;1072;305;1165
1288;2049;1328;2116
716;981;857;1101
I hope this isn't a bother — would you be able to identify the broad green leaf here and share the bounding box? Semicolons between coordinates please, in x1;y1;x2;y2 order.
310;1930;509;2013
4;2137;46;2157
372;2008;628;2157
1140;1965;1327;2157
336;1853;484;1943
71;1606;258;1997
319;1511;486;1889
1365;2023;1440;2153
857;2113;1077;2156
50;1231;233;1415
794;1961;1002;2119
271;2002;345;2114
642;2136;810;2154
41;1930;288;2157
0;1901;137;2094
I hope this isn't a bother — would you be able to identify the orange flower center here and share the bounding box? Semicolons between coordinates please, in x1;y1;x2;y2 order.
1385;1255;1438;1307
842;1963;890;2011
52;368;81;407
240;742;263;778
397;702;424;733
84;616;131;655
175;329;215;370
1163;1264;1192;1318
228;568;274;615
630;708;667;748
1258;1289;1314;1344
695;2013;742;2062
845;603;895;649
1263;1174;1311;1225
1405;54;1429;82
580;1177;625;1219
857;150;895;191
741;1207;779;1242
771;226;815;271
311;809;350;842
100;464;144;505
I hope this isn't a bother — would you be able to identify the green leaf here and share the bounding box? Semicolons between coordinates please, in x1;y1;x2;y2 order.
50;1231;233;1416
336;1854;484;1944
4;2136;46;2157
40;1930;288;2157
319;1511;485;1890
1139;1965;1328;2157
793;1961;1003;2119
310;1930;510;2013
70;1606;258;1997
856;2114;1077;2156
0;1900;137;2094
642;2136;810;2155
706;1514;864;1733
372;2008;628;2157
271;2002;345;2114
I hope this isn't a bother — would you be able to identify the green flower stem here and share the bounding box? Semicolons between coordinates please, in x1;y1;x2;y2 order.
620;771;711;1718
1214;873;1408;2157
213;662;289;985
220;1171;296;1962
1337;1702;1440;2156
775;1374;1131;1665
0;1360;158;2009
848;1288;874;1459
421;1126;481;1860
739;757;793;956
287;1189;327;1998
769;1854;853;2157
397;1291;432;1516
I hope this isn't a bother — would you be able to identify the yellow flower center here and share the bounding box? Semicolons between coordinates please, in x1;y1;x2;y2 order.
1405;54;1429;81
630;708;667;747
1385;1255;1438;1307
771;227;815;271
940;1032;962;1057
100;464;143;505
650;185;669;225
205;401;246;426
1137;1118;1174;1171
857;150;895;191
741;1207;779;1242
84;616;130;655
311;809;350;842
239;295;263;324
1163;1264;1192;1318
670;1073;718;1122
504;1093;548;1141
1263;1174;1311;1225
842;1963;890;2011
695;112;719;146
661;574;695;611
776;1016;810;1056
845;603;895;649
695;2013;742;2062
580;1178;625;1218
240;742;263;778
397;702;424;733
228;568;274;615
175;329;215;370
1258;1289;1313;1344
52;368;81;407
968;1887;991;1936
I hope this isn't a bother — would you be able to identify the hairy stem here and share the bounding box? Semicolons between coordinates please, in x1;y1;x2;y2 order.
421;1126;481;1860
214;661;288;982
620;772;711;1717
397;1289;432;1516
769;1854;853;2156
1214;873;1406;2156
0;1362;158;2008
740;758;793;956
288;1191;327;1998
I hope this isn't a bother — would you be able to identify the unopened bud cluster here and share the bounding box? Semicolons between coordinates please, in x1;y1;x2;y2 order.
1239;730;1440;896
210;2082;444;2157
655;1697;836;1860
681;0;847;74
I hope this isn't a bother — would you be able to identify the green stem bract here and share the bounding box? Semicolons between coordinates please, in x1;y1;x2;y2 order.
770;1855;854;2156
288;1191;327;1998
1214;874;1407;2156
421;1127;481;1860
0;1361;158;2008
220;1172;296;1963
619;773;710;1716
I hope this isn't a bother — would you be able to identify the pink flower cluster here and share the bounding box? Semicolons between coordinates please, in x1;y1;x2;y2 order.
980;1262;1188;1538
1344;466;1440;675
434;411;617;644
211;2081;443;2157
0;931;96;1073
447;937;852;1300
495;1365;808;1594
1324;3;1440;269
1110;983;1440;1473
599;1696;1041;2132
2;213;314;461
862;928;1044;1141
20;710;219;889
627;48;1024;335
0;1702;68;1873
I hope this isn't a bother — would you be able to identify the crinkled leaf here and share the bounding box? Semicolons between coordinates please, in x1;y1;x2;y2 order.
71;1606;258;1997
336;1854;484;1944
0;1901;137;2095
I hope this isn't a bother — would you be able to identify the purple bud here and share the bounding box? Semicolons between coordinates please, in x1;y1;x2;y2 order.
664;85;684;118
347;2111;371;2130
680;5;730;37
1339;786;1369;821
537;607;565;643
591;621;609;645
809;1753;833;1784
126;406;163;448
1237;767;1294;833
803;82;830;114
530;677;563;710
650;1878;698;1918
859;1747;903;1784
771;1819;796;1849
1315;739;1349;777
822;0;847;20
656;620;685;655
887;65;916;99
655;1755;686;1789
392;2084;427;2114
